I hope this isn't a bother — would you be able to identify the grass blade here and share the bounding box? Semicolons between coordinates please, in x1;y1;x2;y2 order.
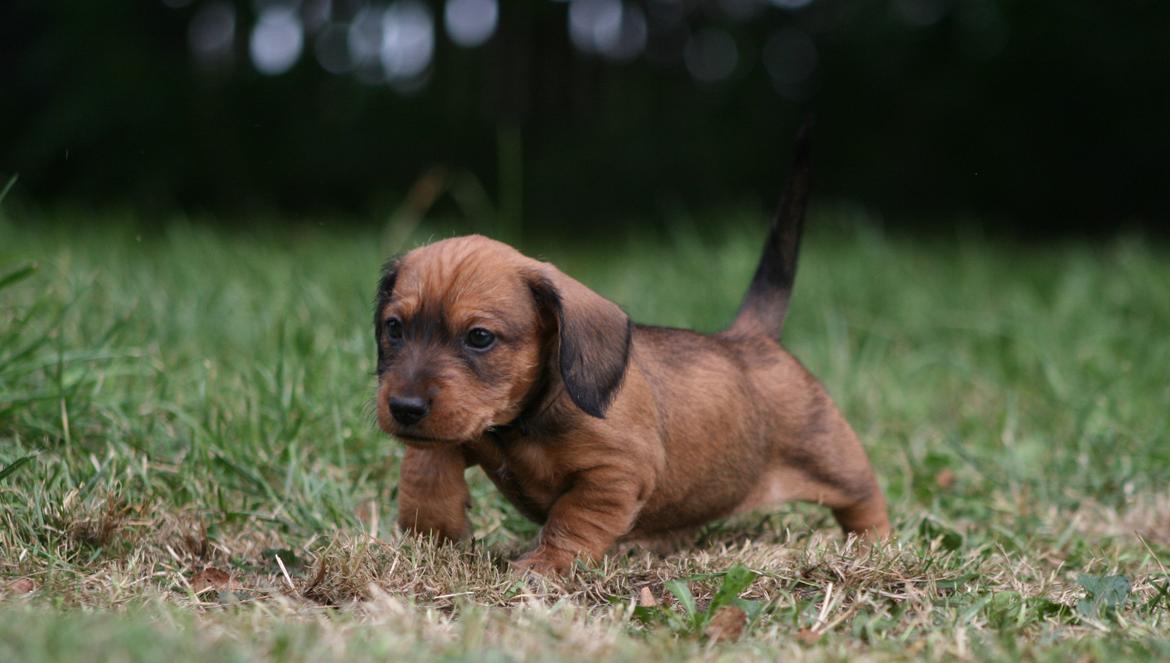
0;263;37;292
709;565;757;614
665;579;697;618
0;455;35;482
0;174;17;205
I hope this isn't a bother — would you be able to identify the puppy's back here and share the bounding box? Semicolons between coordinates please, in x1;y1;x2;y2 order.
628;325;802;528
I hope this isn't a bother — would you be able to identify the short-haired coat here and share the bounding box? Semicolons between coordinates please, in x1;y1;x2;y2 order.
373;125;889;574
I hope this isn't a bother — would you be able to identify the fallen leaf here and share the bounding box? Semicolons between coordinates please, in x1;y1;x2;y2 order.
704;605;747;642
935;468;955;489
190;567;232;594
8;578;36;595
302;559;328;598
1077;574;1131;619
638;586;658;607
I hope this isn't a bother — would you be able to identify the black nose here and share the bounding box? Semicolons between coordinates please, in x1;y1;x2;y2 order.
389;396;430;426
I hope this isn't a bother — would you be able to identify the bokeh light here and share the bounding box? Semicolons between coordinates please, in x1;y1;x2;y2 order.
684;28;738;83
600;3;647;62
380;1;435;83
348;6;384;66
569;0;621;55
188;2;236;67
250;6;304;75
568;0;647;61
444;0;498;48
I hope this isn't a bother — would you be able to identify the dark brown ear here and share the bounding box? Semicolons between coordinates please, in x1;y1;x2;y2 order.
528;266;632;418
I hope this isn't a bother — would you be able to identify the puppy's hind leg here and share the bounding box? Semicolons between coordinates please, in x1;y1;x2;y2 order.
824;474;889;539
746;402;890;539
751;463;889;539
794;412;889;538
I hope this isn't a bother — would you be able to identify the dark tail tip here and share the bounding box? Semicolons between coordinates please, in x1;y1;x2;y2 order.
729;115;813;339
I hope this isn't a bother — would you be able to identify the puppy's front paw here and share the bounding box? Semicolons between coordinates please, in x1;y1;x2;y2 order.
397;517;469;544
511;545;577;576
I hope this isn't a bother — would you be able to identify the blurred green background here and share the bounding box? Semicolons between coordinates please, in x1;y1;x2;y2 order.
3;0;1168;233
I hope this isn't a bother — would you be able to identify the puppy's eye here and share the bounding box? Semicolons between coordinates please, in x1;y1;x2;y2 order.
465;328;495;350
385;317;404;340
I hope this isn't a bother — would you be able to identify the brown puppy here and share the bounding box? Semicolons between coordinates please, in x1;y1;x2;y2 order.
373;126;889;574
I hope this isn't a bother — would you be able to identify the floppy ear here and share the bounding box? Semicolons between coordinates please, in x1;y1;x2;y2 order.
527;266;633;418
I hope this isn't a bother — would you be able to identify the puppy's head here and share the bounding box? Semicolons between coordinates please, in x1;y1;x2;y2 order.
373;235;632;445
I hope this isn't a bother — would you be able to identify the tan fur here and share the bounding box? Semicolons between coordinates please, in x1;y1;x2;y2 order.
375;235;889;575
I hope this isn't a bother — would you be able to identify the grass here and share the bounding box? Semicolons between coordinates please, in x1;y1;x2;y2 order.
2;207;1169;661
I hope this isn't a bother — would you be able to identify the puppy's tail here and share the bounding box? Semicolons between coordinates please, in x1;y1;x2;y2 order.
727;117;812;340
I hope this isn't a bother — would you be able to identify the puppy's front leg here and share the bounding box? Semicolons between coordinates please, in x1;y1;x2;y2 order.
396;445;471;542
513;467;646;575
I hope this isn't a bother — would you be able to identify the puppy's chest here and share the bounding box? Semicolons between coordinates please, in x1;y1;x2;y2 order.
480;439;566;521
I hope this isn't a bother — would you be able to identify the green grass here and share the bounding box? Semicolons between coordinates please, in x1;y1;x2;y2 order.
2;209;1169;661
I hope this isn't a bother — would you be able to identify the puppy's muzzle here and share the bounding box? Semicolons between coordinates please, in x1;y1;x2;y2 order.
389;395;430;426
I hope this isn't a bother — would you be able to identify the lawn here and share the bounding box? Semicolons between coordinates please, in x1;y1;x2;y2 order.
2;207;1169;661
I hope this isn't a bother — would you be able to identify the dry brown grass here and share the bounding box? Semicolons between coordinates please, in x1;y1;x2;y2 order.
6;491;1169;662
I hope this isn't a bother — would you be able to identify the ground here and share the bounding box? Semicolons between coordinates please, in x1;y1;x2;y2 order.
2;210;1169;661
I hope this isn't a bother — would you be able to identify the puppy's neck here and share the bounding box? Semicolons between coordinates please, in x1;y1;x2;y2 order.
485;369;568;444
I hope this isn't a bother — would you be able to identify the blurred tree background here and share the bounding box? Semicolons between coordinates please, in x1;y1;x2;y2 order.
2;0;1167;234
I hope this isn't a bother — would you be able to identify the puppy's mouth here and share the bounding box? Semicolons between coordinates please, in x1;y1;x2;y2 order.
376;398;488;445
390;429;465;445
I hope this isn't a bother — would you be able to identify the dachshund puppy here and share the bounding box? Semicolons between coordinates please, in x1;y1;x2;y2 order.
373;126;889;574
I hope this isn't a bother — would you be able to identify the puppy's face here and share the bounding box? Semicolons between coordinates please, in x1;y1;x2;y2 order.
373;237;546;444
374;235;634;446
